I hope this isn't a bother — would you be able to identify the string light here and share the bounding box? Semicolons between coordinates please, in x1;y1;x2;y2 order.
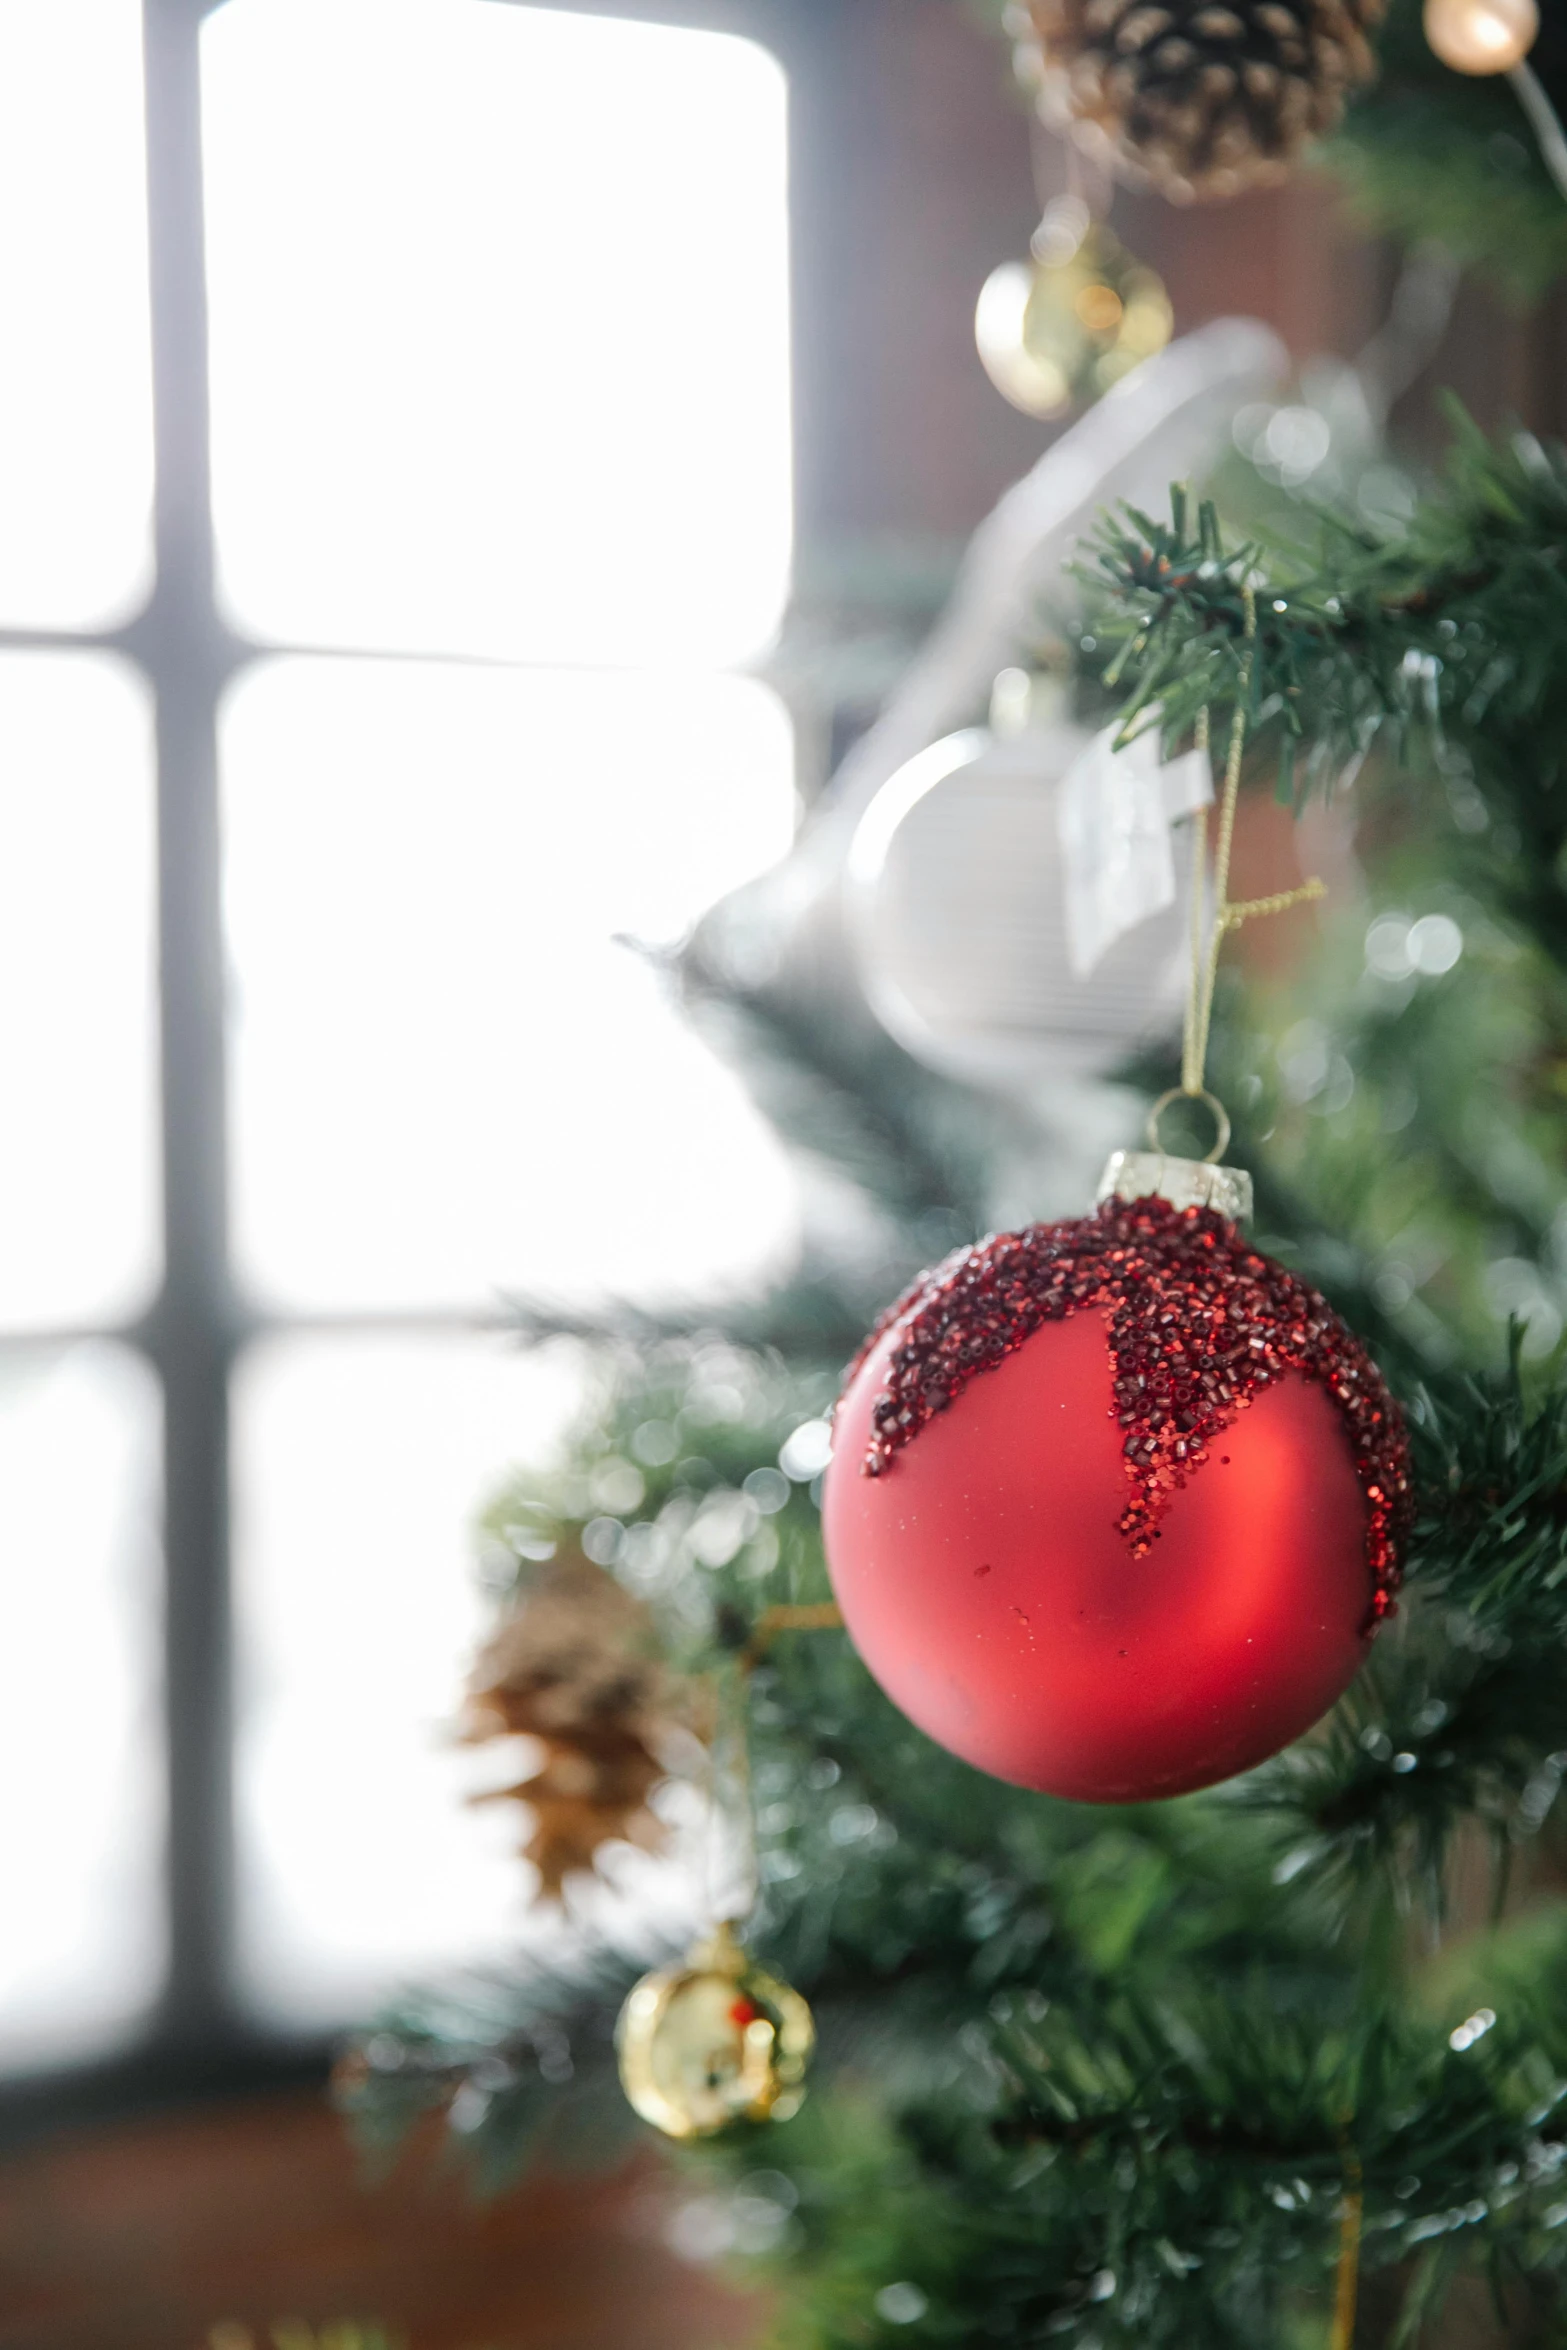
1423;0;1538;76
1422;0;1567;209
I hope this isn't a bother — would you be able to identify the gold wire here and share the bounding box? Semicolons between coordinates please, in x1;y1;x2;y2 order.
1331;2152;1364;2350
725;1653;757;1919
739;1601;845;1674
1221;880;1328;930
704;1604;846;1926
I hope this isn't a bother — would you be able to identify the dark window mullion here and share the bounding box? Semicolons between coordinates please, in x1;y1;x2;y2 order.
140;0;246;2056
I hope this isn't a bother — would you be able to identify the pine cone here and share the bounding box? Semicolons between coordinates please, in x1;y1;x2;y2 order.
463;1556;670;1745
1024;0;1385;199
461;1552;703;1897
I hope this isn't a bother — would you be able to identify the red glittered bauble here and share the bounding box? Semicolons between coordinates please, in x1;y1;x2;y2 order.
822;1192;1411;1803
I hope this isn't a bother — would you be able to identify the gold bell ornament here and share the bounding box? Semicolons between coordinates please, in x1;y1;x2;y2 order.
616;1919;814;2141
975;194;1172;421
615;1606;838;2140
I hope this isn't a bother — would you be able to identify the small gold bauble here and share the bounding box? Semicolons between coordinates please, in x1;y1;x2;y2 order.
615;1921;814;2141
1423;0;1538;74
975;212;1173;422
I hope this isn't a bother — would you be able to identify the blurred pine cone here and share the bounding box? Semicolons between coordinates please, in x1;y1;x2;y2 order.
462;1551;703;1897
1022;0;1385;199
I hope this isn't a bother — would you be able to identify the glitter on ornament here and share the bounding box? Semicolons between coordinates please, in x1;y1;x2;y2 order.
842;1193;1410;1622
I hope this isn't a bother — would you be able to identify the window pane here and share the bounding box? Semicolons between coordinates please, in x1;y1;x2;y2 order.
0;0;152;628
0;654;158;1331
233;1332;581;2026
201;0;791;664
222;659;799;1314
0;1343;162;2070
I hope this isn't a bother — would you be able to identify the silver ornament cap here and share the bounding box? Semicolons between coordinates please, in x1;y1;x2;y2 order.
1097;1149;1253;1225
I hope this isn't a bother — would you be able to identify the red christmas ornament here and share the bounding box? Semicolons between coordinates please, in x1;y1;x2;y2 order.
822;1176;1411;1803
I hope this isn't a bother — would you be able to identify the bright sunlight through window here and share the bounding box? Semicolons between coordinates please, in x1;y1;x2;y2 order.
0;0;796;2064
202;0;798;2023
0;0;152;628
201;0;793;665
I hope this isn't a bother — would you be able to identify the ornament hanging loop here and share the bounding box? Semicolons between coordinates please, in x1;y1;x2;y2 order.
1146;1084;1230;1165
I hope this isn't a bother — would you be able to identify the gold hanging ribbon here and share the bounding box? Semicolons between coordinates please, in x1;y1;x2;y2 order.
1331;2145;1364;2350
740;1600;845;1675
701;1602;846;1923
1162;583;1326;1151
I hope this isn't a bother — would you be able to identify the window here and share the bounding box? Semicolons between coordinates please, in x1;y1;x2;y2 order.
0;0;795;2093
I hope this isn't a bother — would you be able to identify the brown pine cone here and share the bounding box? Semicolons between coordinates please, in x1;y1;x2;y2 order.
470;1724;671;1895
461;1551;705;1898
1024;0;1385;200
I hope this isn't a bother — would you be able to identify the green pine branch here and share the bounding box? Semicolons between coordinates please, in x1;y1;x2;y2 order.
1079;422;1567;812
339;402;1567;2349
1243;1344;1567;1905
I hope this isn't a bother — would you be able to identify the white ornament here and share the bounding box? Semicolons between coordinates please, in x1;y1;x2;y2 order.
845;685;1201;1088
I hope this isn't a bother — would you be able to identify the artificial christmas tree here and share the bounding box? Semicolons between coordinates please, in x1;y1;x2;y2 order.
323;0;1567;2308
335;409;1567;2348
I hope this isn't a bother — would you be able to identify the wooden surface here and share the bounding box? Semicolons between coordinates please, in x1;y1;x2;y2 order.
0;2090;762;2350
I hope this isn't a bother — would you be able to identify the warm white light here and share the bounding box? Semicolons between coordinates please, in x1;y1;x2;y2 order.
222;658;800;1315
208;4;802;2020
233;1333;582;2022
201;0;793;663
0;1345;162;2065
0;0;152;626
0;654;158;1331
1423;0;1538;74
